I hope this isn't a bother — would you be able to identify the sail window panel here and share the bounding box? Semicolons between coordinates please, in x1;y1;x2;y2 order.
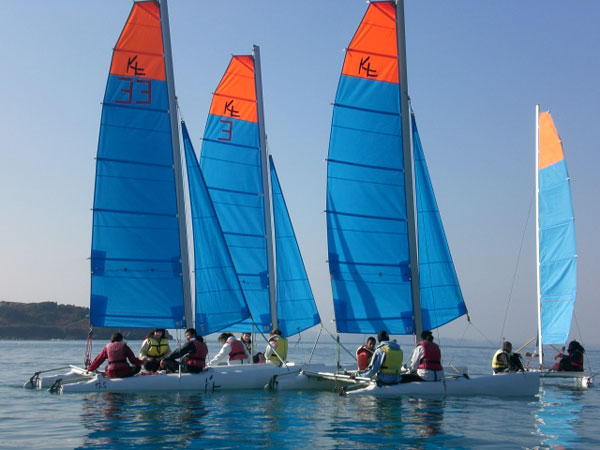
336;76;400;116
539;221;576;264
94;159;176;214
90;276;184;329
332;279;413;334
329;124;403;170
202;115;260;150
540;296;576;344
326;173;407;223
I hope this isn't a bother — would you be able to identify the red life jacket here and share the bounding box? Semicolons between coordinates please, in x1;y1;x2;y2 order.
569;352;584;371
187;339;208;368
228;339;247;361
418;340;443;371
356;346;374;370
106;342;129;371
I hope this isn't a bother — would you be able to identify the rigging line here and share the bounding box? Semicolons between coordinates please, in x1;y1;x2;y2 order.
321;323;356;362
467;320;496;347
500;195;534;343
307;324;324;365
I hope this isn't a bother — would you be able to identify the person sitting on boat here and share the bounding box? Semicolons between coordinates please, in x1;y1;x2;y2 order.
208;333;250;366
557;340;585;372
354;330;404;385
138;328;172;372
241;332;252;354
161;328;208;374
405;330;444;382
86;332;143;378
253;352;266;364
492;341;523;374
356;336;376;371
265;328;288;366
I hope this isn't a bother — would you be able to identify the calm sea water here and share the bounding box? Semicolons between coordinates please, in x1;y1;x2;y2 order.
2;339;599;449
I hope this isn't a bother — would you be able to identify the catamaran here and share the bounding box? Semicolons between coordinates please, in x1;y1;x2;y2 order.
24;0;330;394
280;0;539;397
521;105;592;388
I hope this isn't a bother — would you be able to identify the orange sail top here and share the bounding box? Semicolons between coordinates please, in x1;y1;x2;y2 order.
539;112;564;170
342;1;398;83
209;56;257;123
109;1;166;81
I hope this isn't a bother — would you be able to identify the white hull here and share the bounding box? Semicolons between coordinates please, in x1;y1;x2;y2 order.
346;372;540;398
24;366;94;389
538;370;593;388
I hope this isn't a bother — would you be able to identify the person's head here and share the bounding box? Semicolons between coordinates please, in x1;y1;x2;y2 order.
148;328;166;339
241;332;251;342
377;330;389;343
568;340;585;354
271;328;282;337
502;341;512;352
185;328;197;341
218;332;230;344
421;330;433;342
253;352;266;364
366;337;376;350
111;332;123;343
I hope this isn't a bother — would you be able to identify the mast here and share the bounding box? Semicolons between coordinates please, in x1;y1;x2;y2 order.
253;45;278;330
160;0;193;328
396;0;422;339
535;104;543;367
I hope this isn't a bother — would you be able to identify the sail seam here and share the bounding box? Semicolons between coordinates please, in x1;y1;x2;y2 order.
327;158;404;173
96;157;172;169
326;210;406;222
93;208;176;218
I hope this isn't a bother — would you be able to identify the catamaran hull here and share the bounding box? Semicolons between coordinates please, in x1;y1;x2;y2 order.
346;372;540;398
24;366;94;389
538;371;593;388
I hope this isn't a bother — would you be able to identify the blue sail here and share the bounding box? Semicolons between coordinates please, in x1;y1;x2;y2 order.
326;2;414;335
90;2;185;328
269;156;320;336
538;112;577;344
182;122;250;335
200;56;272;333
412;115;467;330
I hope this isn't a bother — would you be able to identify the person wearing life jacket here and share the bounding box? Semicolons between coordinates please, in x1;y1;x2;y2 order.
558;340;585;372
86;332;143;378
209;333;250;366
265;328;288;366
492;341;523;374
356;336;376;371
355;330;404;385
241;332;252;354
161;328;209;374
406;330;444;382
139;328;172;372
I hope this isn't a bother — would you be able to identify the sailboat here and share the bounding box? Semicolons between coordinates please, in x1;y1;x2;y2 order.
301;0;539;397
528;105;592;387
25;0;322;394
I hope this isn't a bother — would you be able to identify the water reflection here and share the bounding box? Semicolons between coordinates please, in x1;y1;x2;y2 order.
535;387;584;449
79;392;208;448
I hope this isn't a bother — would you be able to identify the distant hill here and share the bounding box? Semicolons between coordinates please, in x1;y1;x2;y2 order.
0;301;151;340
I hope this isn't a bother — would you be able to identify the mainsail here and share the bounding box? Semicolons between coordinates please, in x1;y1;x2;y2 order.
182;122;250;335
326;1;466;335
201;50;320;335
536;109;577;347
90;1;186;328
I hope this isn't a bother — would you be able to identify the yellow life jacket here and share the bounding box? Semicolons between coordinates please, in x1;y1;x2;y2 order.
379;344;403;375
491;349;508;370
268;335;288;362
146;337;169;359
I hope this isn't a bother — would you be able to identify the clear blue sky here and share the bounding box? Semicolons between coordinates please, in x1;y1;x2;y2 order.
1;1;598;346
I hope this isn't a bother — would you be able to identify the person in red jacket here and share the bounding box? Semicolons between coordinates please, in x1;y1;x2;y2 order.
356;336;376;370
405;330;444;382
87;332;143;378
162;328;209;374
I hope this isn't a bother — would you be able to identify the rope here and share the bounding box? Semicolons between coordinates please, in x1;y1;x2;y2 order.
307;325;324;364
500;197;533;342
84;327;93;368
321;323;356;363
